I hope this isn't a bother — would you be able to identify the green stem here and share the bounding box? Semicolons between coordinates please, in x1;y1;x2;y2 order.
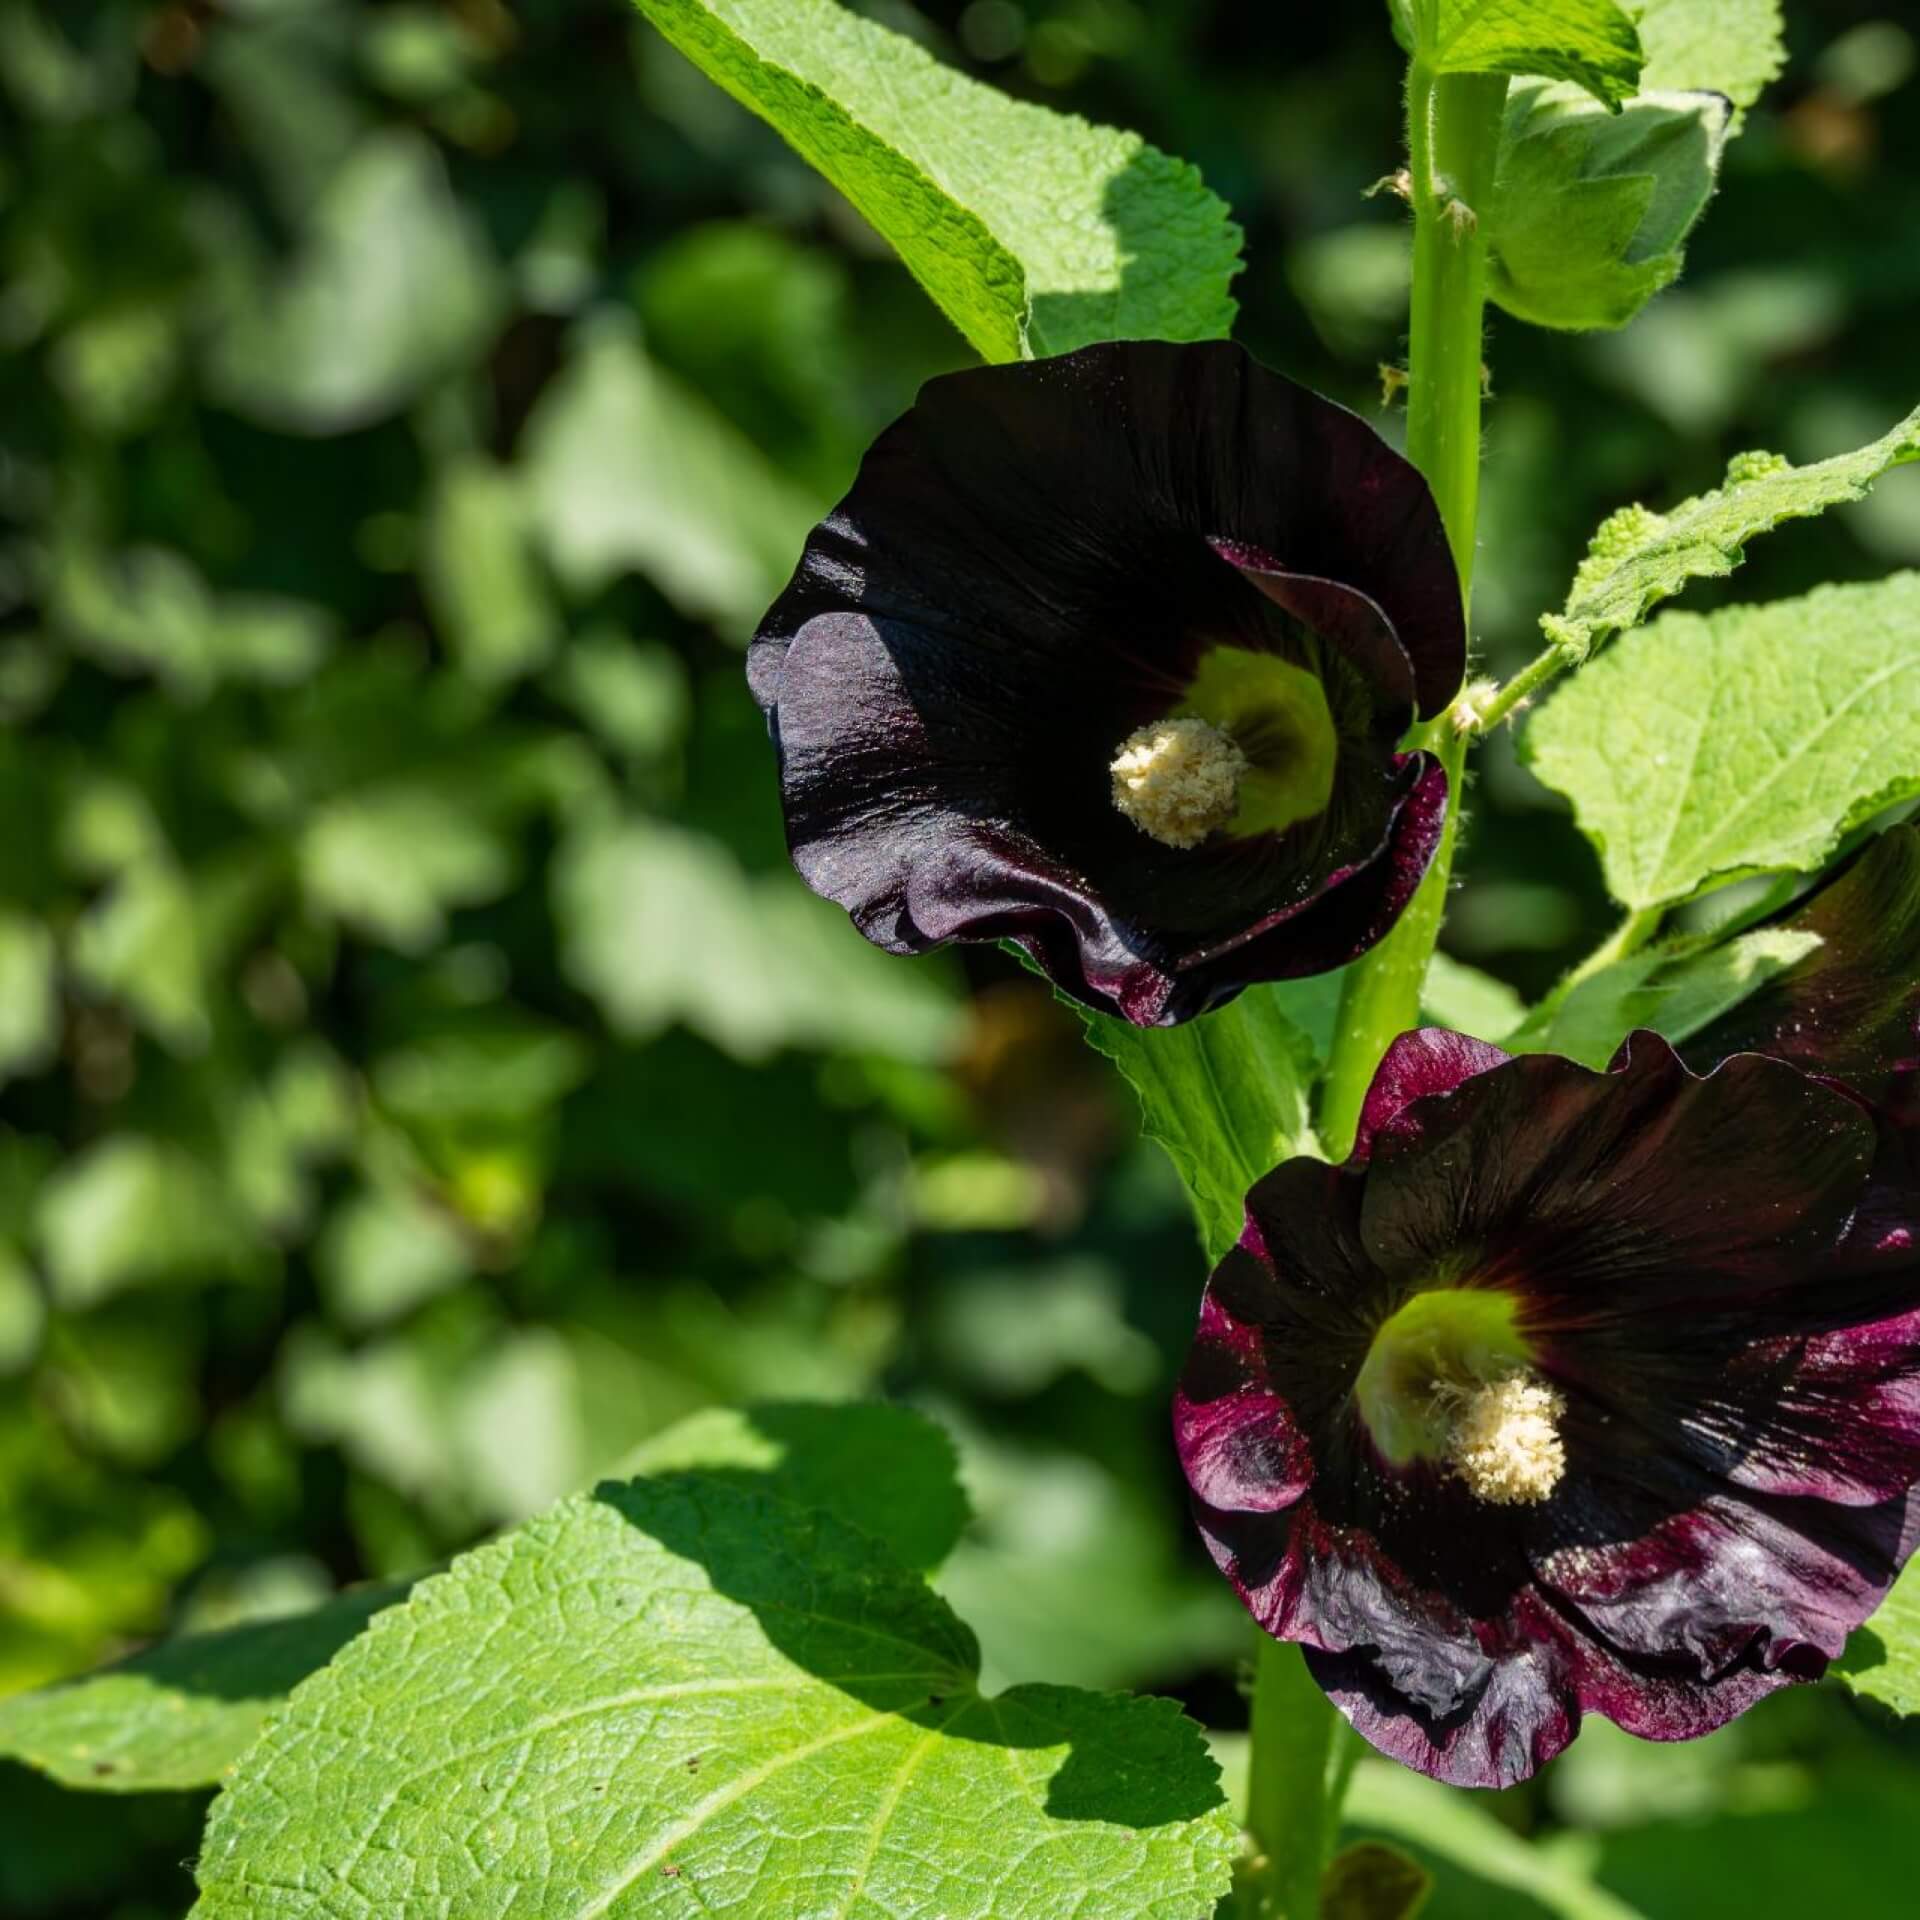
1242;1637;1350;1918
1467;637;1578;734
1317;67;1509;1164
1240;66;1510;1920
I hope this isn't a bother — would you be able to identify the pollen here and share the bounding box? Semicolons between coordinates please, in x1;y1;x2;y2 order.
1444;1372;1566;1506
1109;718;1248;849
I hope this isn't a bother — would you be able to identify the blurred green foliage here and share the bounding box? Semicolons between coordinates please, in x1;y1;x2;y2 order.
4;1;1920;1913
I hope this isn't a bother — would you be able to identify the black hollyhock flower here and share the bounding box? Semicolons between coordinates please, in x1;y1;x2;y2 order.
1679;823;1920;1124
1176;1019;1920;1788
749;341;1466;1026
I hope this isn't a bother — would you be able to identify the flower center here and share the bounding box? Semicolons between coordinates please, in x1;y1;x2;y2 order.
1107;645;1342;851
1440;1373;1566;1505
1353;1287;1566;1506
1110;718;1249;848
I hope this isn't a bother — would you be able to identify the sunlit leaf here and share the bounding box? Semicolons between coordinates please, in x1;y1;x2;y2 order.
1525;574;1920;909
520;324;817;632
206;131;503;433
1389;0;1643;109
634;0;1241;360
1538;408;1920;661
191;1476;1237;1918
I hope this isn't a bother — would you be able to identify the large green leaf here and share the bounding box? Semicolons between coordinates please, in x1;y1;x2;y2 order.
1080;989;1320;1263
0;1585;408;1794
1390;0;1644;109
1509;927;1823;1067
191;1477;1237;1917
519;325;818;633
1524;573;1920;910
554;816;961;1065
1833;1560;1920;1717
1636;0;1785;119
633;0;1241;362
615;1401;971;1574
205;131;503;434
1539;408;1920;661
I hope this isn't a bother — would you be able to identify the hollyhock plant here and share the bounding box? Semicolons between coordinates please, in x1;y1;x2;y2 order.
1176;1012;1920;1790
749;339;1466;1026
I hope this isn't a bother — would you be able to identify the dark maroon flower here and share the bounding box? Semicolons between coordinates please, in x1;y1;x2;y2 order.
1681;823;1920;1124
750;341;1465;1026
1176;1024;1920;1788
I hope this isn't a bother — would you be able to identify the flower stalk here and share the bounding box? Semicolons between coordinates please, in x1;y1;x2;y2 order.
1241;66;1511;1915
1318;68;1509;1163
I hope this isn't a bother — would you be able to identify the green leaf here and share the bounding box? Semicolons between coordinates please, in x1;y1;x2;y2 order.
36;1138;262;1310
1636;0;1785;119
299;784;516;953
554;817;961;1064
520;324;817;633
51;543;337;697
1079;989;1320;1263
420;455;561;688
205;131;503;434
1510;927;1823;1067
1420;952;1526;1042
1392;0;1644;109
0;911;57;1086
0;1584;408;1794
1833;1559;1920;1716
633;0;1241;361
191;1477;1237;1918
1342;1758;1649;1919
616;1401;970;1574
1524;573;1920;910
1538;407;1920;661
1486;84;1730;333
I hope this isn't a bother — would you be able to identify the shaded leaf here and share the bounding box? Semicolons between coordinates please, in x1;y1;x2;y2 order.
1524;574;1920;909
1323;1841;1434;1920
0;1584;408;1794
191;1476;1237;1918
1511;927;1823;1068
634;0;1241;361
1420;952;1525;1043
1487;85;1730;333
0;911;58;1085
616;1400;970;1573
420;455;561;688
36;1138;261;1310
1079;990;1319;1263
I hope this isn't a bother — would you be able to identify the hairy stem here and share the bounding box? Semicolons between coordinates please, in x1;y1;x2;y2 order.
1240;67;1510;1920
1464;636;1580;733
1241;1637;1351;1918
1317;67;1509;1164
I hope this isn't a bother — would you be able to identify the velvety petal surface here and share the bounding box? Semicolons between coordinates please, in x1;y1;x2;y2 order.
752;341;1466;1025
1683;824;1920;1120
1175;1033;1920;1788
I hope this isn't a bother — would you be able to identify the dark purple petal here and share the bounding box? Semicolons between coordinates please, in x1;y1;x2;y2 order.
753;341;1466;1025
1351;1026;1511;1166
1683;825;1920;1120
1175;1029;1920;1788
